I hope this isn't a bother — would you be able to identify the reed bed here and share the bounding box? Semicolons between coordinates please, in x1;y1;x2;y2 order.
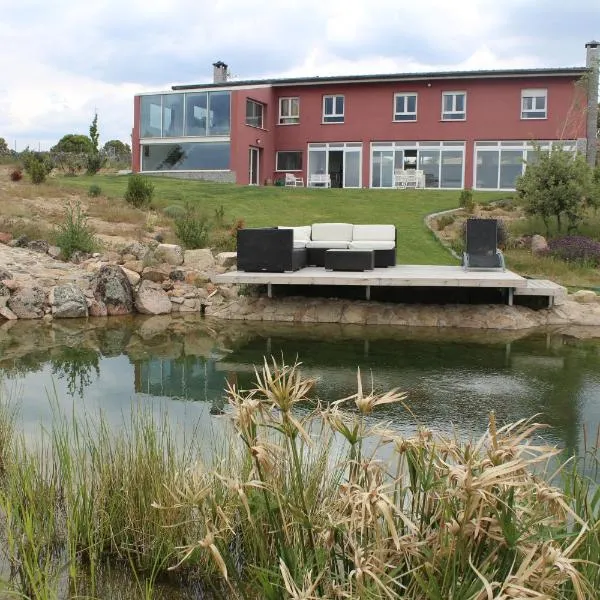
0;361;598;599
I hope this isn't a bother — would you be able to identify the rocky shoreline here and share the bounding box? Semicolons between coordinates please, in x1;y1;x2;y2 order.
2;235;600;333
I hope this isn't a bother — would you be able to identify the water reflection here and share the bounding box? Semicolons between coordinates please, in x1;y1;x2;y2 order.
1;316;600;455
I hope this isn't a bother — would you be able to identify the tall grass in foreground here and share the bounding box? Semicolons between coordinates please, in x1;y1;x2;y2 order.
0;362;598;598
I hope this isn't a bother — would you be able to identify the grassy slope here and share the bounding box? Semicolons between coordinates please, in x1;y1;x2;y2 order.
58;175;505;265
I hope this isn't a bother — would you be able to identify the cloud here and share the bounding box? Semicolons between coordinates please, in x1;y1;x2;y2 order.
0;0;596;150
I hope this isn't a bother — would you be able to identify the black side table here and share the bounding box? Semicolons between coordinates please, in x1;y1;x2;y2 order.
325;249;375;271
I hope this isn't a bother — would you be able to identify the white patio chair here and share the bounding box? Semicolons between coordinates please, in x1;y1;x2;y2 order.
393;169;407;189
285;173;304;187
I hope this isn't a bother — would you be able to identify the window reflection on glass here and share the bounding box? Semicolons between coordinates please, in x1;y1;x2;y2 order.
246;99;264;128
185;93;208;136
162;94;184;137
440;151;463;188
140;95;162;138
141;142;230;171
499;150;524;188
419;150;441;187
308;150;327;176
476;151;500;189
208;92;231;135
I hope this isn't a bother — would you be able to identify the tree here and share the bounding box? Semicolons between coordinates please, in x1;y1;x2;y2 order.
51;134;94;155
89;113;99;152
0;137;9;156
103;139;131;156
516;147;599;234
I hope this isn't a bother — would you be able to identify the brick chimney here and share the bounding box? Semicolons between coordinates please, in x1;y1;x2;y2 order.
213;61;229;84
585;40;599;166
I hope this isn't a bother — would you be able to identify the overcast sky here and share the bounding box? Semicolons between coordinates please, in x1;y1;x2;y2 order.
0;0;597;151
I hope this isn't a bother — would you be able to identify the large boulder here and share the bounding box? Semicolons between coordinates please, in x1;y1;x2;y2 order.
49;284;89;318
7;286;46;319
0;232;12;245
216;252;237;269
572;290;598;304
0;269;12;282
91;265;134;316
28;240;50;254
184;249;215;272
121;241;149;260
142;265;170;283
0;306;17;320
531;235;548;255
121;267;141;287
154;243;184;266
135;280;172;315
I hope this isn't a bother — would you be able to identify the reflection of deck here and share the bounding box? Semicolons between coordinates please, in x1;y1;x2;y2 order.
215;266;565;305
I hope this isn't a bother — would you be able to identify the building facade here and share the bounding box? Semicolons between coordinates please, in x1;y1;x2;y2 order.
132;42;599;191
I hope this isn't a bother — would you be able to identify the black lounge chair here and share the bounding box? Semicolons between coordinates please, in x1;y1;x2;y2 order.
462;218;505;271
237;228;307;272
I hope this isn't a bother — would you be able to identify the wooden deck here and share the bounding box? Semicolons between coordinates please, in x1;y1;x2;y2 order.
214;265;534;304
513;279;567;307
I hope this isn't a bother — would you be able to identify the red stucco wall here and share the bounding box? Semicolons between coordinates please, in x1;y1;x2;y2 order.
132;95;141;173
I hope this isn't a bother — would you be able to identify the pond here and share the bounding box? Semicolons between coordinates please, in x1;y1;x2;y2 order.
1;315;600;456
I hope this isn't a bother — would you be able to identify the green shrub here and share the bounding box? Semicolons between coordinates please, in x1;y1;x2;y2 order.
124;175;154;208
85;152;105;176
436;214;455;230
28;158;49;184
162;205;186;220
459;188;475;212
55;202;97;259
88;184;102;197
175;203;209;249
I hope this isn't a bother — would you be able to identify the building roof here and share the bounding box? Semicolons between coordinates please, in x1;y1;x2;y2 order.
171;66;588;91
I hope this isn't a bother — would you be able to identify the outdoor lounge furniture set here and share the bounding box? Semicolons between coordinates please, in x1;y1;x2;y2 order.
237;223;397;272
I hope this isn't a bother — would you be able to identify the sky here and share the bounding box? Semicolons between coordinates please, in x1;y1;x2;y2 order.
0;0;598;151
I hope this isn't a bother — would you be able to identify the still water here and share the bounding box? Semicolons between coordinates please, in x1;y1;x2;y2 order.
1;315;600;455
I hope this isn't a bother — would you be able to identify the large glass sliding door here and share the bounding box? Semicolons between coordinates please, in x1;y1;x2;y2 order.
370;141;465;189
307;143;362;188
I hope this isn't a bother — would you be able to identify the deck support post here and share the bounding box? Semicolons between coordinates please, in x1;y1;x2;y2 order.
365;285;371;300
267;283;272;298
507;287;513;306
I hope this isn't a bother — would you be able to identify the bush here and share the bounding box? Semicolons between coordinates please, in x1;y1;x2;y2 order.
162;205;186;220
436;214;455;230
175;203;209;249
548;235;600;266
9;168;22;182
88;184;102;197
28;158;49;184
459;188;475;212
85;152;105;176
55;202;97;260
124;175;154;208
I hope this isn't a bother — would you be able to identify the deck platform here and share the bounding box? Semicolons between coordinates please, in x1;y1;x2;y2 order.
513;279;567;307
214;265;534;305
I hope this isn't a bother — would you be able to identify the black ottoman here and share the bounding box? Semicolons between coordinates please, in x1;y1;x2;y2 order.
325;249;375;271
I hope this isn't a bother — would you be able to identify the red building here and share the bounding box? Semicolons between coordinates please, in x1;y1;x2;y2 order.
132;42;599;191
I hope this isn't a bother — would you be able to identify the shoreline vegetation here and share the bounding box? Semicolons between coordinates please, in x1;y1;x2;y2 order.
0;359;598;599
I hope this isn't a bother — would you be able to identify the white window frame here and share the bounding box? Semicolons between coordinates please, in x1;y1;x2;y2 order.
246;99;264;129
275;151;303;171
393;93;418;121
278;97;300;125
322;95;345;124
441;91;467;121
521;89;547;119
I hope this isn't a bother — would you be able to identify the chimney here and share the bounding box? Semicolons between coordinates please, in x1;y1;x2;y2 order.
585;40;599;167
213;61;229;84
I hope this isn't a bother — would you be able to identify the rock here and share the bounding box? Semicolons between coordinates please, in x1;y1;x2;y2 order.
47;246;62;259
123;260;144;274
0;306;18;320
9;235;29;248
71;250;92;264
162;280;174;291
135;280;172;315
88;299;108;317
0;232;13;245
154;243;184;266
170;296;184;304
49;284;88;318
218;285;238;300
180;298;201;312
121;267;141;287
27;240;50;254
121;242;149;260
7;286;46;319
2;280;19;291
121;253;137;263
91;265;134;316
141;265;170;283
101;251;121;263
531;235;548;255
572;290;597;304
184;249;215;272
0;269;12;281
216;252;237;268
0;293;8;308
169;269;185;281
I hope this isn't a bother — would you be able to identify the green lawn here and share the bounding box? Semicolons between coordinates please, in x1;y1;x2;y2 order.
58;175;506;265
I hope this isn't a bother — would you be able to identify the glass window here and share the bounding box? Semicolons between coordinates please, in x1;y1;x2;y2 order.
276;151;302;171
394;93;417;121
162;94;184;137
246;99;264;128
279;97;300;124
521;89;547;119
140;95;162;138
185;93;208;136
344;151;361;188
207;91;231;136
442;92;466;120
419;150;441;188
440;150;463;188
499;150;524;188
308;150;327;178
141;142;230;171
323;95;344;123
476;150;500;189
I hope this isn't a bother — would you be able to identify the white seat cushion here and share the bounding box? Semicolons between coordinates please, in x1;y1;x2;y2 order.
311;223;353;242
279;225;312;242
352;224;396;242
349;240;395;250
306;240;350;249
